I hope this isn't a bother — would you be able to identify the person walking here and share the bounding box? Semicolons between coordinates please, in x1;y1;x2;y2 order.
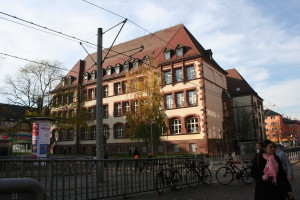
276;144;293;182
251;140;294;200
133;147;140;172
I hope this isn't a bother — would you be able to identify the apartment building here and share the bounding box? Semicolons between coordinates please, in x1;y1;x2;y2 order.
265;109;299;146
50;24;231;156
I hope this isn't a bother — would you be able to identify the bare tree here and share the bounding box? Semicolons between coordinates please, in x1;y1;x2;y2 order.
1;60;64;112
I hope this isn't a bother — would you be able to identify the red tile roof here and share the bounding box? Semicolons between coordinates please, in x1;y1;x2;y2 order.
55;24;223;90
226;68;261;98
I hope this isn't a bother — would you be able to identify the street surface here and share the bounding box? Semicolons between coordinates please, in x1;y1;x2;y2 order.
128;162;300;200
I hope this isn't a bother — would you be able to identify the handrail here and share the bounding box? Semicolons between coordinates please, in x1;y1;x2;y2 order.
0;178;47;200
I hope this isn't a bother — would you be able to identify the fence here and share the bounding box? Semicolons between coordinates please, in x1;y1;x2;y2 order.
286;151;300;164
0;157;194;200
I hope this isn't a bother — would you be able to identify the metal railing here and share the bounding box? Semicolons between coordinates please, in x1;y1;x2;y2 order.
0;157;190;200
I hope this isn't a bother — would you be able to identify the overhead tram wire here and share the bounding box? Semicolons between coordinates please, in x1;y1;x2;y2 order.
0;52;79;74
82;0;177;49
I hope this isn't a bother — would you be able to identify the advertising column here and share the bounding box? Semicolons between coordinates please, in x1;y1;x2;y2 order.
31;120;51;158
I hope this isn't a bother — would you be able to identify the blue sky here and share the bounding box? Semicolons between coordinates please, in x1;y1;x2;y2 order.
0;0;299;119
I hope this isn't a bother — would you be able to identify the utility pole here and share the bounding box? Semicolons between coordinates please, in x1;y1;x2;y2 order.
96;28;104;181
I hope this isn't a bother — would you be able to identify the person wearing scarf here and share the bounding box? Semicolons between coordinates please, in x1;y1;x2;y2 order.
251;140;294;200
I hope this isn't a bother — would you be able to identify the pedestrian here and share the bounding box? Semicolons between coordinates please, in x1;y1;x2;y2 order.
251;139;294;200
133;147;140;171
276;144;293;182
256;142;262;154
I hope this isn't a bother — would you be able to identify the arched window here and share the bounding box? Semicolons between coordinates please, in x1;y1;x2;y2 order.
114;124;124;139
170;118;181;135
186;117;199;133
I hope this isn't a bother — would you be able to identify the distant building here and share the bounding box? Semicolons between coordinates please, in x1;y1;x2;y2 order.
50;24;232;156
226;69;264;155
264;109;299;146
0;103;31;155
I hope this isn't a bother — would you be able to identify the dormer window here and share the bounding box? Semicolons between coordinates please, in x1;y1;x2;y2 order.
124;61;130;72
236;88;240;91
133;59;139;69
143;55;150;65
91;70;97;80
164;48;172;60
106;66;112;76
61;77;66;86
176;44;184;57
83;72;90;82
115;63;121;74
67;76;74;84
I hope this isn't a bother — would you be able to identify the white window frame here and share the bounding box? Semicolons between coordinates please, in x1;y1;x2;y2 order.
115;124;124;138
164;51;171;60
115;83;121;95
186;66;195;80
188;91;196;106
92;127;96;140
103;105;108;118
165;94;172;109
176;48;183;57
164;71;172;84
115;103;122;116
103;86;108;97
176;92;184;107
175;68;183;82
187;117;198;133
103;125;109;140
171;119;181;134
82;128;89;140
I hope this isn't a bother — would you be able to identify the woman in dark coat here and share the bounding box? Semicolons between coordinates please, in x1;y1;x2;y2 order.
251;140;294;200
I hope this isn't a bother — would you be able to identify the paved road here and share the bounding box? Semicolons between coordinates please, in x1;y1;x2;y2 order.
128;162;300;200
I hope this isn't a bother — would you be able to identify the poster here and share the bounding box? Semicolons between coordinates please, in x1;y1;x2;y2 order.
32;120;51;158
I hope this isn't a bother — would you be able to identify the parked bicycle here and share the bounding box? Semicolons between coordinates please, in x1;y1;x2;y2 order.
185;159;212;189
215;155;254;185
156;161;182;194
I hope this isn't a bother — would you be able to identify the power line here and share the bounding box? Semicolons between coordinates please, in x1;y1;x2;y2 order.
82;0;176;48
0;52;78;74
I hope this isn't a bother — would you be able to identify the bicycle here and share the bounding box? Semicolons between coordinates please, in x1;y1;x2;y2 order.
185;159;212;189
215;155;254;185
156;161;182;194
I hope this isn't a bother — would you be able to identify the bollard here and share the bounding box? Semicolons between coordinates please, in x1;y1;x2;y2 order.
0;178;47;200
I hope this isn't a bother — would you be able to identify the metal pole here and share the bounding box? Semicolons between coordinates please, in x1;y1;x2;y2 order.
96;28;104;182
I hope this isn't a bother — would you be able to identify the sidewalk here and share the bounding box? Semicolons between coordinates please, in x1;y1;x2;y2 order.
128;162;300;200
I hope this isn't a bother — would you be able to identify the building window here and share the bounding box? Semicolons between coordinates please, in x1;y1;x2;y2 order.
67;129;75;141
175;68;183;82
272;128;277;132
83;73;90;82
88;88;95;100
106;67;112;75
114;83;121;95
271;116;275;119
189;143;197;152
133;101;138;113
187;91;196;106
187;117;198;133
165;94;173;109
133;60;139;69
164;51;171;60
114;103;122;117
176;92;184;107
124;64;130;72
91;70;97;80
171;119;181;134
186;65;195;80
91;126;96;140
115;66;120;74
173;144;179;153
176;47;184;57
103;105;108;118
158;145;164;153
103;125;109;140
114;124;124;139
117;146;122;153
122;82;128;94
271;122;276;125
164;71;172;84
81;128;89;140
103;86;108;97
123;102;130;113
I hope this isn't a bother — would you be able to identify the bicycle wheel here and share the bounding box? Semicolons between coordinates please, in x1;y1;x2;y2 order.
172;171;182;190
185;169;200;189
216;167;234;185
201;168;212;184
241;167;254;184
156;173;165;194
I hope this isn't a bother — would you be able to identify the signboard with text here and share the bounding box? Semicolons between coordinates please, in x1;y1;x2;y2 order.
32;121;50;157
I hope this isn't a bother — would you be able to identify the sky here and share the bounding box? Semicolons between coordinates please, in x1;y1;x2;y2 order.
0;0;299;119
